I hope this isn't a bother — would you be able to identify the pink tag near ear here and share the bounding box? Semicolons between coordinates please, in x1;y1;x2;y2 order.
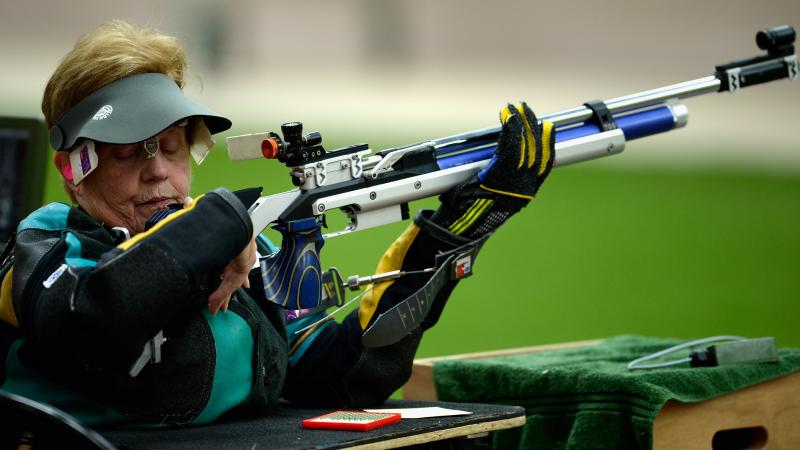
63;159;74;182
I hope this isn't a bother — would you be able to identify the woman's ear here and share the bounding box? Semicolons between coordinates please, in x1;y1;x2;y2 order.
54;151;73;183
53;151;82;201
54;152;80;204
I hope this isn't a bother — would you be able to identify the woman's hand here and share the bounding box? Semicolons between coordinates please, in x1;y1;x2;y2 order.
208;237;257;314
430;102;554;239
181;197;257;315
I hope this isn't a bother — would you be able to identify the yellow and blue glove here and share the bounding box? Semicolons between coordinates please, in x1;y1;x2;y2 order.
357;102;555;334
431;102;554;238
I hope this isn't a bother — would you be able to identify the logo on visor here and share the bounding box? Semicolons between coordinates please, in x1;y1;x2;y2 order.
93;105;113;120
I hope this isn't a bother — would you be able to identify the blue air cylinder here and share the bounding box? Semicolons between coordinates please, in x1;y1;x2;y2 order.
436;105;683;169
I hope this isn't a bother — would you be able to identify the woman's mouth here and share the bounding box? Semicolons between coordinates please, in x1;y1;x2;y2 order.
138;197;176;210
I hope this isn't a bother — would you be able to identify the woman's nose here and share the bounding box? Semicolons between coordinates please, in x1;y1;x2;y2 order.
141;152;170;182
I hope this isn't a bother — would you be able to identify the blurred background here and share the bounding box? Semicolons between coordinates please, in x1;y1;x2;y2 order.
2;0;798;361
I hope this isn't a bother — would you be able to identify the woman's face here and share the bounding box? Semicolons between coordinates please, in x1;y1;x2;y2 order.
70;125;191;235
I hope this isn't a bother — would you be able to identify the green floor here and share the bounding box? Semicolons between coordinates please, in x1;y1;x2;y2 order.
41;145;800;356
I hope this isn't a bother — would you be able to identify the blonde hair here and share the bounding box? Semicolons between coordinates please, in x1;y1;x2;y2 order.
42;20;187;129
44;20;189;202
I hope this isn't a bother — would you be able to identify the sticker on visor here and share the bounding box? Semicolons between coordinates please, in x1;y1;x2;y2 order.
68;140;98;185
190;118;215;165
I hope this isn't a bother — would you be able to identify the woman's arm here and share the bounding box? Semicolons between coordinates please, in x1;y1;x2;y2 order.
12;188;253;372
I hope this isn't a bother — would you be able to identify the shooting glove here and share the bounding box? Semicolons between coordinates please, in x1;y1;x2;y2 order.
431;102;554;239
356;103;553;345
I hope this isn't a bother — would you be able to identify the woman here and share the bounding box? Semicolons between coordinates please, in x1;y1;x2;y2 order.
0;20;552;427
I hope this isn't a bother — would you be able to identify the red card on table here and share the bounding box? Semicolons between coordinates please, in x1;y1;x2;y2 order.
302;410;401;431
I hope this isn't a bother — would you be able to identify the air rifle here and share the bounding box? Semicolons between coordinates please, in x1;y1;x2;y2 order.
227;25;797;328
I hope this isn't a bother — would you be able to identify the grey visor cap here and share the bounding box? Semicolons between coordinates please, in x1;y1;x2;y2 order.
49;72;232;150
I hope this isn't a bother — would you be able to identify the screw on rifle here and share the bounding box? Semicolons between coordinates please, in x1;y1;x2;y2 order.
317;204;326;212
305;171;313;177
607;143;615;152
316;162;324;168
369;192;377;200
414;181;422;190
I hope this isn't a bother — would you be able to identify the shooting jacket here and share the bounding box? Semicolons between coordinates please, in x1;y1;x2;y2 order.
0;190;475;428
0;189;287;426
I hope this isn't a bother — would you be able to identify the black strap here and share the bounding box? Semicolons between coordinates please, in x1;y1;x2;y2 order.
360;235;489;348
360;254;455;348
583;100;617;132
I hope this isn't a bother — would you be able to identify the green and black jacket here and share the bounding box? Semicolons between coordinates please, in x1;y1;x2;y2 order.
0;189;287;427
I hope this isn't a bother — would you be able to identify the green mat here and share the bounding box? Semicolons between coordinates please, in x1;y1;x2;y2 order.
432;335;800;450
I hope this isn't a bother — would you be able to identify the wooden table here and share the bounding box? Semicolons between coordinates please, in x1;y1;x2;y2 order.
403;340;800;449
